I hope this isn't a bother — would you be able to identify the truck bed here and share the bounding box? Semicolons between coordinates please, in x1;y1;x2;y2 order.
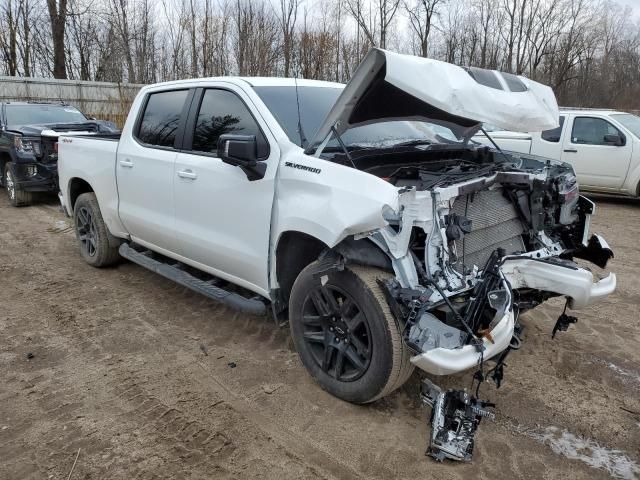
58;134;126;238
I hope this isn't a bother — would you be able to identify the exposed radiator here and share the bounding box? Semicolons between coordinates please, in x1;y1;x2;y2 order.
450;189;525;273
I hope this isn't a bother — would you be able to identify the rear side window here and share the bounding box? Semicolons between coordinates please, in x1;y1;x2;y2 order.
541;116;565;142
137;90;189;147
191;89;268;158
571;117;623;145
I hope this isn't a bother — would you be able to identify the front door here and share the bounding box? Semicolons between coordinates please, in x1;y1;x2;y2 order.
173;86;278;294
561;115;632;189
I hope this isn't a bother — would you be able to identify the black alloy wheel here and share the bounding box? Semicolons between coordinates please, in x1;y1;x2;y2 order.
75;205;98;257
301;285;373;382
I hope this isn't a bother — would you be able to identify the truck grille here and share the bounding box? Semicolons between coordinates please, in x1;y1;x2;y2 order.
450;189;525;272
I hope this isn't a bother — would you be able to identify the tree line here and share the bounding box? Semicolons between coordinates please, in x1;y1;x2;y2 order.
1;0;639;110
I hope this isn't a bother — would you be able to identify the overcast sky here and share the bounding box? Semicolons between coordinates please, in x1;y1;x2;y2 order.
616;0;640;15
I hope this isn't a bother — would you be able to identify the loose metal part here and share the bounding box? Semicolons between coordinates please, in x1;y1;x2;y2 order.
421;378;495;462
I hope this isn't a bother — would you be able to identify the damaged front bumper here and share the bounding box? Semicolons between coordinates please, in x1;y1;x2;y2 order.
364;180;616;463
411;249;616;376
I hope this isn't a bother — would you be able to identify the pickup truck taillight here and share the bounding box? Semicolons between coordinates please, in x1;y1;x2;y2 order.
54;142;58;153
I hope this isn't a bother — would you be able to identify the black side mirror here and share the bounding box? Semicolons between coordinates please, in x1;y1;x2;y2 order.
603;133;624;146
217;134;266;181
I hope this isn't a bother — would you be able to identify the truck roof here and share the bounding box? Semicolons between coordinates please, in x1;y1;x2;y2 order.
142;76;344;90
559;107;624;116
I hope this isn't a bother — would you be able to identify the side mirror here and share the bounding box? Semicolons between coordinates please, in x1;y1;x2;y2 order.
604;133;624;146
217;134;266;181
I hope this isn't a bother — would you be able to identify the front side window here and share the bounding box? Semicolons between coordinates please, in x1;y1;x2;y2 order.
541;116;565;143
192;89;267;157
137;90;189;147
571;117;623;145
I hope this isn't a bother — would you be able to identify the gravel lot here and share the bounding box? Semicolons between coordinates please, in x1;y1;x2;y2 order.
0;192;639;479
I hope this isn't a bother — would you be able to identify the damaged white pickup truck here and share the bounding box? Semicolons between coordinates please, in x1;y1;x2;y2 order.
57;49;616;462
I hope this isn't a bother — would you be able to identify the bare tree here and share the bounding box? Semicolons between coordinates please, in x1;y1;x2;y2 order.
46;0;67;78
346;0;401;48
278;0;300;76
405;0;443;57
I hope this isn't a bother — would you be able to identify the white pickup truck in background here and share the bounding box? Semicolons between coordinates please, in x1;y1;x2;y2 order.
474;108;640;197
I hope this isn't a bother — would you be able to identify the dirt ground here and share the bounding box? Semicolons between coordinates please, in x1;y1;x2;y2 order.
0;192;639;480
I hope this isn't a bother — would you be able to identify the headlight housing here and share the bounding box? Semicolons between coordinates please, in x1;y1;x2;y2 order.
14;136;42;156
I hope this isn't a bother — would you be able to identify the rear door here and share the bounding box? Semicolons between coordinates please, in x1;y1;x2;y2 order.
116;88;193;253
173;85;278;294
561;115;632;189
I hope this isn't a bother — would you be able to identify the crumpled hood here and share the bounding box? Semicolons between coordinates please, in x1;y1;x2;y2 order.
307;49;559;153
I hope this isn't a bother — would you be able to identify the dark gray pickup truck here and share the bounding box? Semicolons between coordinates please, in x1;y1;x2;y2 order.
0;101;117;206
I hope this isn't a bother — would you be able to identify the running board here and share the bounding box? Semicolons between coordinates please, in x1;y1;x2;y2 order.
118;243;267;315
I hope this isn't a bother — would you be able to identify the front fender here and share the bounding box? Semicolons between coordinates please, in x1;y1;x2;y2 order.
272;153;399;249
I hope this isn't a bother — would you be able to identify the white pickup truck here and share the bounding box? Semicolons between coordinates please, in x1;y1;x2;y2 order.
58;49;616;461
474;108;640;197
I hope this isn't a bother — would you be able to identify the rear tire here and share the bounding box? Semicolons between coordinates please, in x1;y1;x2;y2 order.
4;163;34;207
73;192;120;267
289;262;413;404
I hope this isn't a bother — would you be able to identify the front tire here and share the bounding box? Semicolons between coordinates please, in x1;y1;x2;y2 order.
289;262;413;404
73;192;120;267
4;163;34;207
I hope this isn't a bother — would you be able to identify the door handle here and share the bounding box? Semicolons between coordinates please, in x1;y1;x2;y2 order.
178;169;197;180
119;159;134;168
563;149;578;153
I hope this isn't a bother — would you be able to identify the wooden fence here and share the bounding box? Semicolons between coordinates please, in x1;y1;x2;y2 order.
0;76;144;128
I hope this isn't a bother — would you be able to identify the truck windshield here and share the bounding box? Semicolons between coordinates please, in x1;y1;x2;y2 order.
610;113;640;139
5;104;87;126
253;85;461;150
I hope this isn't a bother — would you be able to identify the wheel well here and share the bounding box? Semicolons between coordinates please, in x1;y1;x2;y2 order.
69;178;94;211
276;231;328;303
275;232;394;307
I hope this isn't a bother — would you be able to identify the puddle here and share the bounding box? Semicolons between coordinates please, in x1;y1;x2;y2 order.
526;426;640;479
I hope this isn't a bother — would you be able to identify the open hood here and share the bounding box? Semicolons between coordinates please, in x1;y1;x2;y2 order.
307;49;559;153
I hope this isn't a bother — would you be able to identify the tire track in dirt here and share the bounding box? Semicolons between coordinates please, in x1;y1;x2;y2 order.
1;236;361;480
2;194;639;479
